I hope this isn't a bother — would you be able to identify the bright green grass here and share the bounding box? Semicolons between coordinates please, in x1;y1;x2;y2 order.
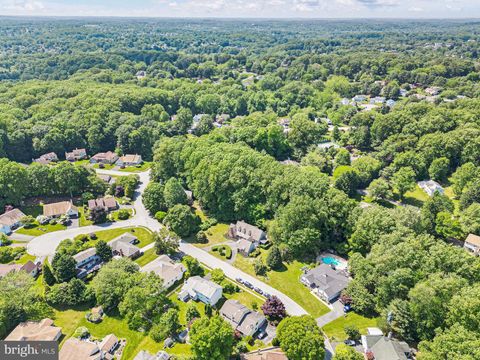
134;248;157;267
12;252;36;264
16;222;67;236
234;250;330;318
404;185;430;207
74;227;154;249
118;162;151;173
92;163;116;170
109;209;134;222
322;312;380;341
73;160;90;167
78;207;93;227
226;288;264;310
196;223;230;248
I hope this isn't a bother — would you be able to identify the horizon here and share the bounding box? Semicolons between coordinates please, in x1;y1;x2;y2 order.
0;0;479;19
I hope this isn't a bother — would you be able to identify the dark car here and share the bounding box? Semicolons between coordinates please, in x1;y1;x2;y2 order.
344;304;352;313
244;281;253;288
344;340;356;346
236;277;243;284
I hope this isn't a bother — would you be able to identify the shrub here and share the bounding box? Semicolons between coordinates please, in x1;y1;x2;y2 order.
77;234;89;242
89;233;97;240
117;209;130;220
249;248;261;258
155;211;167;222
196;230;208;244
73;326;89;339
49;219;57;225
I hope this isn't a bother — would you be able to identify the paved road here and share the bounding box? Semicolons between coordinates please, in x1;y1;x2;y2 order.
25;168;308;317
8;233;35;242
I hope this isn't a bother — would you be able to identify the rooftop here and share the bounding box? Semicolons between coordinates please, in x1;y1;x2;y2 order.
0;208;26;227
5;318;61;341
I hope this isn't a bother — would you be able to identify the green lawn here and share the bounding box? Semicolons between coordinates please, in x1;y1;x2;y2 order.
119;162;151;173
134;248;157;267
16;222;67;236
92;163;115;170
74;227;154;249
210;244;232;260
322;312;380;341
109;208;134;222
54;308;169;360
226;288;264;310
73;160;91;167
234;250;330;318
11;252;36;264
78;206;93;227
403;185;430;207
196;223;230;248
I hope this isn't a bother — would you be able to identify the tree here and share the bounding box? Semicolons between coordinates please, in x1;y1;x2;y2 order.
163;204;200;237
450;162;478;197
334;167;360;196
266;246;282;270
344;325;361;341
150;308;181;341
210;269;225;284
461;202;480;235
261;296;286;322
190;315;234;360
142;182;166;214
276;315;325;360
95;240;113;263
392;167;416;200
163;178;188;208
89;206;107;224
435;212;464;239
51;253;76;283
334;149;351;167
254;258;268;276
20;215;35;229
421;192;454;233
367;178;392;202
460;179;480;210
446;283;480;332
186;303;201;323
333;344;364;360
154;228;180;255
46;278;92;306
182;255;204;277
43;263;56;286
428;157;450;182
0;233;11;246
288;114;327;157
0;159;28;208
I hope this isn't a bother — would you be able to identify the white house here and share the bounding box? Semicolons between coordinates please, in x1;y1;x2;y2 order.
178;276;223;306
464;234;480;256
116;154;142;167
0;208;26;235
73;248;102;279
418;180;444;197
141;255;186;289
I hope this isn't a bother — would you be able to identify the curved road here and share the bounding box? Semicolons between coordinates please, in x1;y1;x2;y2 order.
26;169;308;316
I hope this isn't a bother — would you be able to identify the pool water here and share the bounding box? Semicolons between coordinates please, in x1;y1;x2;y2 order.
322;256;340;266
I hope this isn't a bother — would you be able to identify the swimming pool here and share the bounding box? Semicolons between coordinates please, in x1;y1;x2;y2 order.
322;256;340;266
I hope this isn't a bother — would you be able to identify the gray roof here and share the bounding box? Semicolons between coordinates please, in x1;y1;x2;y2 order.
363;335;410;360
112;232;138;244
220;300;250;326
73;248;97;263
232;221;266;242
108;235;140;258
302;264;349;298
236;311;266;336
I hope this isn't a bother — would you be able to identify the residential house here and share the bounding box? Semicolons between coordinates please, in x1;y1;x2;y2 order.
0;261;41;278
370;96;386;104
98;334;119;355
141;255;186;289
318;142;340;150
464;234;480;256
399;89;408;97
73;248;102;279
43;201;78;218
97;174;115;185
237;239;256;257
425;86;441;96
5;318;62;341
136;71;146;79
87;197;118;212
117;154;142;167
220;300;266;337
108;233;141;259
59;338;102;360
178;276;223;306
65;148;87;162
300;263;350;303
361;330;412;360
34;152;58;165
134;351;170;360
241;348;288;360
227;221;267;256
418;180;444;197
352;95;368;103
0;208;26;235
90;151;119;165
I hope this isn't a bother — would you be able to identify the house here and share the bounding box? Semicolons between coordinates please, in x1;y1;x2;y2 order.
280;159;300;166
300;263;350;303
65;148;87;162
59;338;102;360
43;201;78;218
97;174;115;185
0;261;41;278
98;334;119;355
227;221;267;244
34;152;58;165
108;233;141;259
90;151;119;165
216;114;230;124
370;96;386;104
352;95;368;103
73;248;102;279
87;197;118;212
241;347;288;360
361;331;412;360
425;86;441;96
418;180;444;197
136;71;146;79
184;190;193;205
117;154;142;167
141;255;186;289
5;318;62;341
237;239;256;256
318;141;340;150
399;89;408;97
134;351;170;360
0;208;26;234
178;276;223;306
464;234;480;256
220;300;266;337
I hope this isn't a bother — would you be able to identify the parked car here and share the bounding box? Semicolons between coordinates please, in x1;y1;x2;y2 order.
257;331;267;339
254;287;262;294
344;304;352;313
236;278;243;284
244;281;253;288
344;340;356;346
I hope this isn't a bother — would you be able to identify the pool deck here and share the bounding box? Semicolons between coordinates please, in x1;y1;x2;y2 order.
317;252;348;271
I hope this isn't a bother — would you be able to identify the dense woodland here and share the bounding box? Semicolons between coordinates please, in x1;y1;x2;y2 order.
1;18;480;359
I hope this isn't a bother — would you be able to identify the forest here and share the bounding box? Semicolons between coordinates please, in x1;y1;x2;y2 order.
0;17;480;359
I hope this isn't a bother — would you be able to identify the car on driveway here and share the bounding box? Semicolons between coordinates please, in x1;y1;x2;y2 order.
344;340;356;346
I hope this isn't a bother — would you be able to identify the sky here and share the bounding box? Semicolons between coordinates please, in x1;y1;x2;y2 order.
0;0;479;19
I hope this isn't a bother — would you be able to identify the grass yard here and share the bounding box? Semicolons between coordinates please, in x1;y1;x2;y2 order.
92;163;115;170
16;222;67;236
11;252;36;264
54;308;169;360
210;244;232;260
403;185;430;207
109;208;134;222
73;160;91;167
226;288;264;310
234;250;330;318
119;162;151;173
322;312;380;341
134;248;158;267
196;223;230;248
78;206;93;227
74;227;154;249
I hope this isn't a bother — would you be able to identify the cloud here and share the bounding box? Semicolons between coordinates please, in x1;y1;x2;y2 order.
2;0;45;11
355;0;399;7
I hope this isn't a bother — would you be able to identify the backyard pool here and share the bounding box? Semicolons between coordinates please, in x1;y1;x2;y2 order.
322;256;340;266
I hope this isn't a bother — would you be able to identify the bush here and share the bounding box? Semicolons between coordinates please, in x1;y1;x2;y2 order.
0;247;25;263
49;219;57;225
272;337;280;346
77;234;89;242
345;325;361;341
196;230;208;244
249;248;261;258
89;233;97;240
117;209;130;220
199;218;218;231
73;326;89;339
155;211;167;222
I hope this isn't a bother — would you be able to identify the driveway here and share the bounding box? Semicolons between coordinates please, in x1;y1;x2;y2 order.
25;168;308;317
317;300;344;327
